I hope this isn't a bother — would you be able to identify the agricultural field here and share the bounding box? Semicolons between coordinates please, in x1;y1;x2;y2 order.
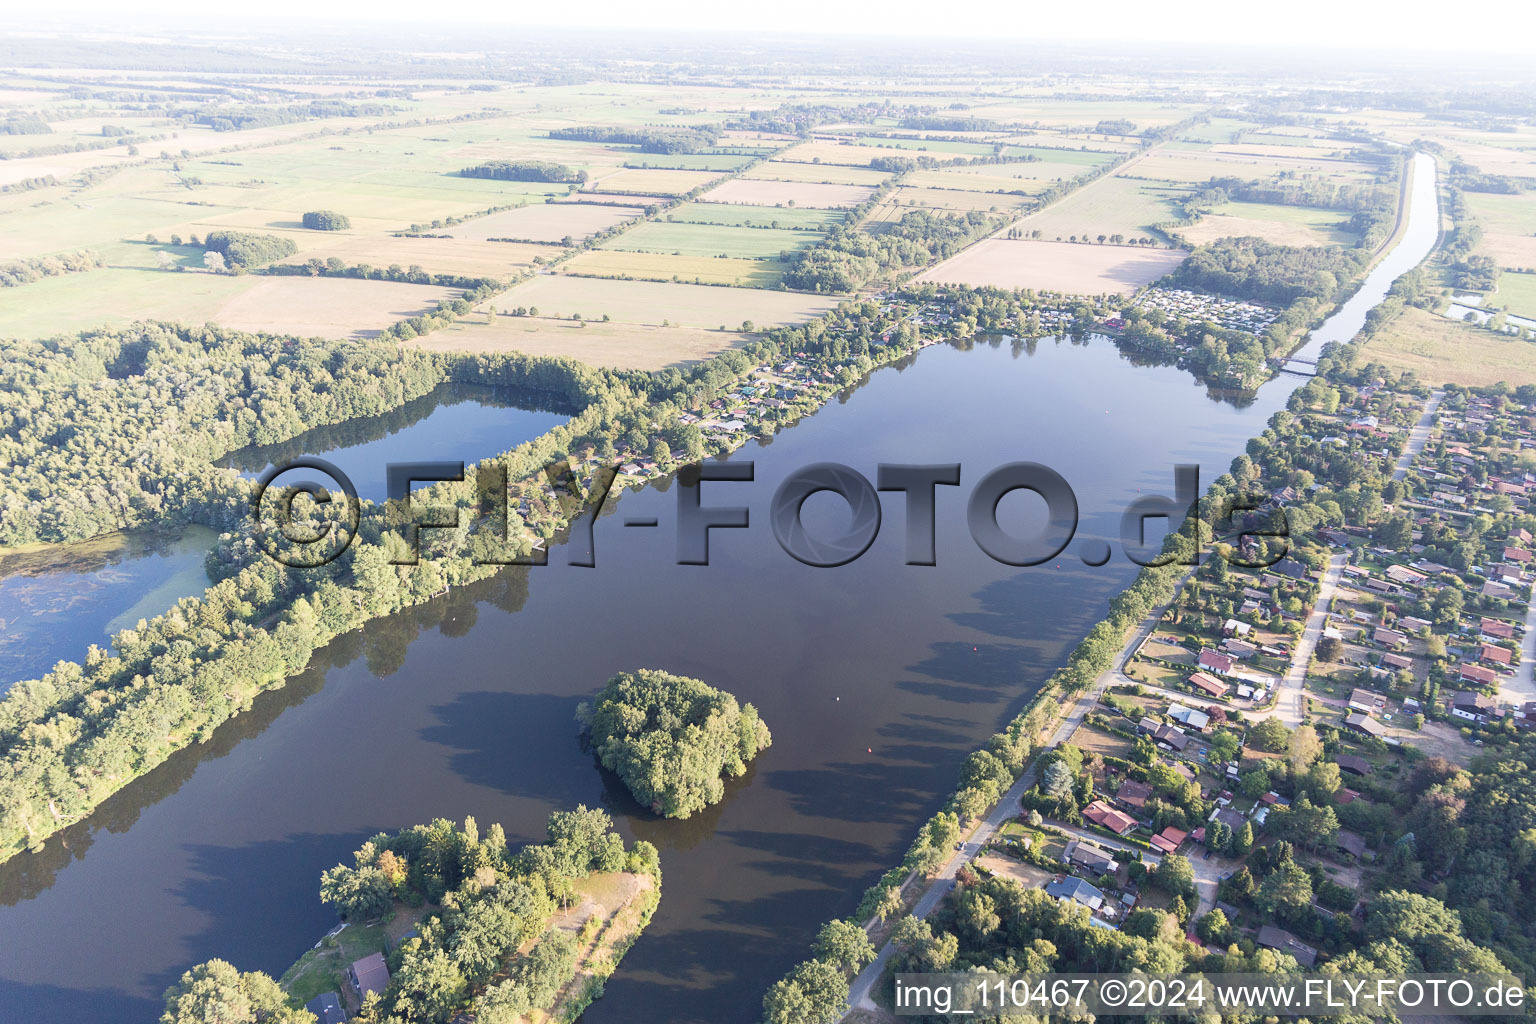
272;235;551;279
409;314;749;371
697;177;875;208
598;220;823;259
587;167;723;195
490;276;842;329
1179;200;1357;247
0;268;457;340
740;161;891;186
1464;191;1536;267
1492;273;1536;317
1011;172;1193;243
446;203;644;243
1366;306;1536;388
905;159;1108;193
915;238;1187;296
1133;150;1383;183
772;140;966;167
561;250;789;287
663;202;846;230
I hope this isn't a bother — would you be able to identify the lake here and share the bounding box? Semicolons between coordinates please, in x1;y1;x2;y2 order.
0;527;216;689
217;381;574;505
0;337;1295;1023
0;157;1443;1024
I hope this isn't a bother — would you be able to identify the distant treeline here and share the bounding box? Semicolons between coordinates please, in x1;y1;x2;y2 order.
460;159;587;183
185;98;398;132
548;125;720;154
0;115;51;135
0;250;103;287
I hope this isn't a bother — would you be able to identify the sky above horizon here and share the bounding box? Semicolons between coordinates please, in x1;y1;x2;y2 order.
11;0;1534;57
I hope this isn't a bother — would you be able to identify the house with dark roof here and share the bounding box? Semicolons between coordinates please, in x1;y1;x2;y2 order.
1348;688;1387;714
1451;690;1498;723
1115;779;1152;811
305;993;346;1024
1257;925;1319;966
1335;754;1373;776
1344;712;1386;739
1064;839;1118;876
348;952;390;1002
1046;875;1106;911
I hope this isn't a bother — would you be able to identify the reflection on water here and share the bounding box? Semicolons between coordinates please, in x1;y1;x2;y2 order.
0;526;217;689
0;336;1298;1024
216;381;575;504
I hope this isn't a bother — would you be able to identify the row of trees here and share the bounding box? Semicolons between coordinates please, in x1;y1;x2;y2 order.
548;124;720;154
0;249;103;287
459;160;586;183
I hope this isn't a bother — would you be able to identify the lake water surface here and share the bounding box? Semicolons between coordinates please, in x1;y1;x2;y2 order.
0;157;1443;1024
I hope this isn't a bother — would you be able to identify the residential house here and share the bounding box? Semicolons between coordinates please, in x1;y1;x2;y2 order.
305;994;346;1024
348;953;390;1002
1196;651;1235;677
1348;688;1388;715
1084;800;1138;836
1223;618;1252;638
1150;827;1188;854
1064;839;1118;876
1373;627;1407;649
1335;754;1373;777
1458;663;1499;688
1223;638;1259;660
1480;618;1517;642
1168;703;1211;730
1336;830;1369;860
1381;653;1414;672
1344;712;1386;739
1045;876;1106;912
1480;644;1513;669
1451;690;1498;723
1115;779;1153;812
1257;925;1319;967
1188;671;1231;698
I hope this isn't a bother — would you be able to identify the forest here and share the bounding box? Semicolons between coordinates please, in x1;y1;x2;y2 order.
458;159;586;183
547;124;721;154
163;808;660;1024
203;229;300;269
578;668;772;818
783;209;1002;293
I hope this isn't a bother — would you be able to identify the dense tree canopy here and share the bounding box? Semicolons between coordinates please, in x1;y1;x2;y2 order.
581;669;772;818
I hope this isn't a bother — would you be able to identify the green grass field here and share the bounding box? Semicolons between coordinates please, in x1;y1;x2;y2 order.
623;153;757;171
599;220;824;259
1368;306;1536;388
664;202;845;229
1492;272;1536;317
1180;199;1356;248
562;249;789;287
1016;173;1192;242
493;275;842;329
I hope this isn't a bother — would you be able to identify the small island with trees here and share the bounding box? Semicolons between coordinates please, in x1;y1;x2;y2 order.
578;668;772;818
161;808;659;1024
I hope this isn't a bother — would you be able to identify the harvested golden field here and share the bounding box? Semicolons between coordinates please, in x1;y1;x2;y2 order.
561;250;787;287
742;162;890;186
588;167;723;195
447;203;643;243
916;238;1187;296
274;235;552;278
1179;201;1356;248
1133;151;1383;183
555;192;672;205
697;177;875;208
408;314;747;370
492;275;842;329
1367;306;1536;388
212;277;460;338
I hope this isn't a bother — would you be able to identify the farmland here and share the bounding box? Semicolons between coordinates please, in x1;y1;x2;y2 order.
1179;200;1357;248
598;221;823;259
915;238;1187;296
663;202;846;230
446;202;644;243
0;269;457;340
1366;306;1536;388
1464;191;1536;267
408;315;748;370
490;276;842;329
696;177;875;208
561;250;790;287
740;161;891;186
